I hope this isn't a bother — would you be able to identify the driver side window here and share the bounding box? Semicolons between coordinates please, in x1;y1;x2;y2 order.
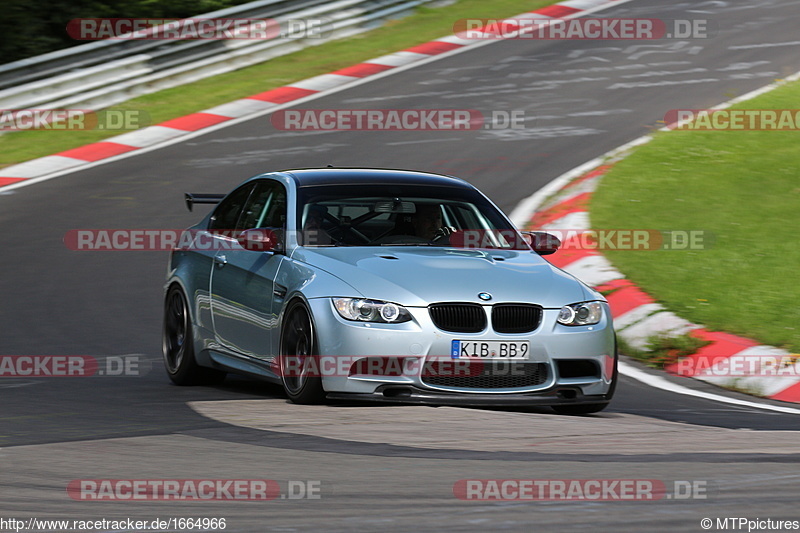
238;180;287;231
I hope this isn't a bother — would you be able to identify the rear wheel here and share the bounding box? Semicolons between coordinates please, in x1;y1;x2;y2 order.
162;286;225;385
279;302;326;404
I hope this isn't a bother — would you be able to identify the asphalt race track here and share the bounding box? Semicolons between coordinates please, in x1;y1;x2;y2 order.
2;0;800;531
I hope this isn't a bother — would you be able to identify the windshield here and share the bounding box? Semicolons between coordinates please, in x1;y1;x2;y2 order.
296;183;530;249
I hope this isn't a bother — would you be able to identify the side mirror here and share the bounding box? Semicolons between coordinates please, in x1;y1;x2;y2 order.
237;228;282;252
522;231;560;255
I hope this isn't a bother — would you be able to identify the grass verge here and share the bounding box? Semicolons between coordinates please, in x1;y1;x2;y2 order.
592;78;800;353
0;0;558;168
619;334;710;369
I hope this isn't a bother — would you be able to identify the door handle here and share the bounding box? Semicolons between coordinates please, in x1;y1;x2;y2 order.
214;254;227;266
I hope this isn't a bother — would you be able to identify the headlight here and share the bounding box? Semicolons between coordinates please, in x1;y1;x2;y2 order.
557;301;603;326
333;298;412;323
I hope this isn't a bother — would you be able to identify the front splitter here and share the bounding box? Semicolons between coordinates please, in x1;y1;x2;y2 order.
326;385;609;407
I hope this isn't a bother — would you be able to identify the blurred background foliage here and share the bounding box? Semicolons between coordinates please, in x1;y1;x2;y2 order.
0;0;256;64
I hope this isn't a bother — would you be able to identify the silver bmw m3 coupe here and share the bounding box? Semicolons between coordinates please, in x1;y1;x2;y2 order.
163;168;617;414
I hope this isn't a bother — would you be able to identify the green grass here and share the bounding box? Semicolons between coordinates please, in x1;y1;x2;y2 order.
0;0;558;168
619;334;710;369
592;78;800;353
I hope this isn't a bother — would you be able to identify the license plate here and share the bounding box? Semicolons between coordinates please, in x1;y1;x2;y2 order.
451;340;530;360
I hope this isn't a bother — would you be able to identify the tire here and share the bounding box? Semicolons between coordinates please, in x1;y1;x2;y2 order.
162;285;225;386
552;336;619;416
279;301;326;404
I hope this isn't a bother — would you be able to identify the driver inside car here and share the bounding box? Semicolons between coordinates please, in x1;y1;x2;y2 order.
302;204;332;245
411;204;444;241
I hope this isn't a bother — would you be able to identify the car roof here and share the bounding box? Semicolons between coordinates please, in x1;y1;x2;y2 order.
270;168;475;189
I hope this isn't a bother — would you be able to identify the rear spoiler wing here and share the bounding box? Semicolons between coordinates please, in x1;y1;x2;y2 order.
185;193;225;212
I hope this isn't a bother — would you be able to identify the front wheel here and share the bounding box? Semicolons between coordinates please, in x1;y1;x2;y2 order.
279;302;326;404
162;286;225;386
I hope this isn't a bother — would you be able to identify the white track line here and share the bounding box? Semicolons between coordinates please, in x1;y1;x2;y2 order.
620;362;800;415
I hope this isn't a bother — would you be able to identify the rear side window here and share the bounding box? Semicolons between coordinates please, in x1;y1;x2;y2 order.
209;184;254;233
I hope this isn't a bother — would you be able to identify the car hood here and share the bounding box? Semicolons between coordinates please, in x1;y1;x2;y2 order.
291;246;591;308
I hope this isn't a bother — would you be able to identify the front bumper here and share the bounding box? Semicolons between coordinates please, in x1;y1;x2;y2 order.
307;298;616;401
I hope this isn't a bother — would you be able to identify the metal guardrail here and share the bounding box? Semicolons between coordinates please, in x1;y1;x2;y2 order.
0;0;438;111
